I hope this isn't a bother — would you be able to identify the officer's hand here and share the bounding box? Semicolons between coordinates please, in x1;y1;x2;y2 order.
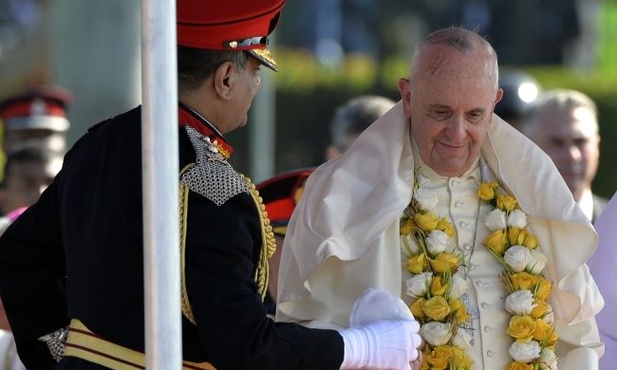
338;319;422;370
338;288;422;370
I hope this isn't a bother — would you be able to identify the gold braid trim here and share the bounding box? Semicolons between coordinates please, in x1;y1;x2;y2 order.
241;174;277;300
178;166;277;324
179;165;195;324
64;319;217;370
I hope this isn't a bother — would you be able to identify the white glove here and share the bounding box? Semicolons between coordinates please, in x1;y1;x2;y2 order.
338;289;422;370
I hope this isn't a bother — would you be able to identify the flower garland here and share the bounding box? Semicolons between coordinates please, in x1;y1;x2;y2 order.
401;177;474;370
477;181;558;370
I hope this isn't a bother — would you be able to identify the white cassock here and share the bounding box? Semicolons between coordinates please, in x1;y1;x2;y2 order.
276;101;605;369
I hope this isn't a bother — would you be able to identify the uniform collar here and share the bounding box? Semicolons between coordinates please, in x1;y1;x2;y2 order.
178;103;233;159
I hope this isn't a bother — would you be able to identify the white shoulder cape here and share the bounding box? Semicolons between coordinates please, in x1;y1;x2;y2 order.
277;101;602;331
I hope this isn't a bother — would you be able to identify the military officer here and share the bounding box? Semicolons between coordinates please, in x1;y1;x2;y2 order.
0;1;421;369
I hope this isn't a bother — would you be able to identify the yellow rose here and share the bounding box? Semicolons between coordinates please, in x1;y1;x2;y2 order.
430;276;448;296
477;181;498;201
415;211;439;232
429;253;460;273
427;345;452;370
422;296;451;321
411;298;425;320
533;318;554;342
497;195;518;212
400;218;417;235
406;254;426;274
507;362;534;370
451;346;473;369
516;229;535;248
534;276;552;300
548;330;558;348
437;217;456;237
522;232;539;249
530;299;549;319
507;315;537;342
450;298;470;325
508;227;528;246
485;229;508;255
510;272;536;291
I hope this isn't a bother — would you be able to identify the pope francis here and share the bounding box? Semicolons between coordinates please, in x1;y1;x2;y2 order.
276;27;604;370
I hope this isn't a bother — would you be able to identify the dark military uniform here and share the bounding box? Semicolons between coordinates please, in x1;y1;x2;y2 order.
0;105;343;370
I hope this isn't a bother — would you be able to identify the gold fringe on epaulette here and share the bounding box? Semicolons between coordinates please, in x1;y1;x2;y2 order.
179;174;196;324
179;167;277;325
242;174;277;300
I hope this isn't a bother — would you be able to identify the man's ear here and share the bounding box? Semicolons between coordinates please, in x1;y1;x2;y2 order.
494;88;504;105
398;78;412;119
213;61;235;100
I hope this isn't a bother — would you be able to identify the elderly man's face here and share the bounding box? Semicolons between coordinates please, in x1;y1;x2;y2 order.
399;45;502;177
531;106;600;201
217;56;262;134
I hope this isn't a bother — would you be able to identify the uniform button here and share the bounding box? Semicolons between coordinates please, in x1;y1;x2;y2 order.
481;302;490;309
463;243;472;251
487;350;497;358
459;221;470;228
484;325;494;332
454;200;465;208
475;280;489;288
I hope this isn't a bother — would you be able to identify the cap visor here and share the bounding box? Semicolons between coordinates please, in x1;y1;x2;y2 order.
247;48;278;71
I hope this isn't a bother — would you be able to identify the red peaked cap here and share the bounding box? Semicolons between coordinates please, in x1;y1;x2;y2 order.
256;168;315;236
177;0;286;71
0;86;73;131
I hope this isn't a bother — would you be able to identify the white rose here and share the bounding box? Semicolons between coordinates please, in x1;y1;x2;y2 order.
401;234;421;256
413;186;438;211
509;340;541;363
450;271;468;299
444;237;456;253
544;308;555;325
405;272;433;297
484;209;507;231
451;329;472;349
507;209;528;228
505;290;536;315
426;230;448;254
420;322;452;346
539;348;558;370
504;245;532;272
526;249;548;274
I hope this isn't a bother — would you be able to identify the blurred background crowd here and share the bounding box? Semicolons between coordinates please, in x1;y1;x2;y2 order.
0;0;615;198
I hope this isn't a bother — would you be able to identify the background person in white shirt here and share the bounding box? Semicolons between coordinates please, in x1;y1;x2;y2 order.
524;89;607;222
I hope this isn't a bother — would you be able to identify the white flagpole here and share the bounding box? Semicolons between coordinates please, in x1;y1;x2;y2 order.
141;0;182;369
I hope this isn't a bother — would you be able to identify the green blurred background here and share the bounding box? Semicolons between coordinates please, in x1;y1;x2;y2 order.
1;0;616;198
227;0;617;199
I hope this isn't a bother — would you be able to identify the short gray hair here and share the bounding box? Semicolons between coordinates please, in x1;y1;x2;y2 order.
177;47;247;92
525;89;599;137
330;95;396;152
